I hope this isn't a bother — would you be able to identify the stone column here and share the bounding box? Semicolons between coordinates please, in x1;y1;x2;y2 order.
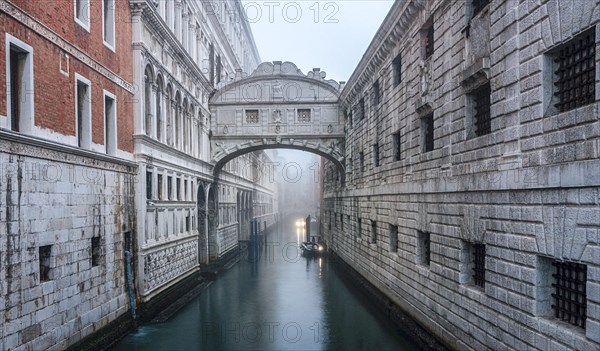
174;0;182;42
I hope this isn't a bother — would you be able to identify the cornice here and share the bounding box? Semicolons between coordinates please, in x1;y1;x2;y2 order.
340;0;426;107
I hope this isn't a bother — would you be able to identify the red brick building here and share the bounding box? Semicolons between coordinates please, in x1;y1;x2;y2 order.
0;1;136;349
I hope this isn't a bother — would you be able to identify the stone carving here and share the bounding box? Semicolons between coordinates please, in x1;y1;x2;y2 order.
272;109;282;123
327;124;333;134
275;124;281;134
222;126;228;134
272;80;283;99
143;241;198;292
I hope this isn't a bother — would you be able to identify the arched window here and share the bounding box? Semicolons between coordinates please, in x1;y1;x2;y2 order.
156;75;164;142
182;97;188;152
144;66;154;136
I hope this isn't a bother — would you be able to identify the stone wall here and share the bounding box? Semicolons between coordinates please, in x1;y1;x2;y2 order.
0;133;136;350
323;0;600;350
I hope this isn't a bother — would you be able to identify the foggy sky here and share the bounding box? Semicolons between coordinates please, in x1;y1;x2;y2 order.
241;0;395;82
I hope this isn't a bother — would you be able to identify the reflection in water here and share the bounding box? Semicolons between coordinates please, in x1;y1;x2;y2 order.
112;221;419;351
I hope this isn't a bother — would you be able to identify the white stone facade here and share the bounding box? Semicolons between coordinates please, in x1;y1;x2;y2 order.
323;0;600;350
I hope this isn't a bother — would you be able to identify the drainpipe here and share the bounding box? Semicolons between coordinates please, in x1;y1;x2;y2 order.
125;250;138;329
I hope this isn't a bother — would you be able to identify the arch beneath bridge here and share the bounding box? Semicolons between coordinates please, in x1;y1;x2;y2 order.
209;61;346;180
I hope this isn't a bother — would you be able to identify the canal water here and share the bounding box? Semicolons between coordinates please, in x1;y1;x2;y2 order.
112;220;419;351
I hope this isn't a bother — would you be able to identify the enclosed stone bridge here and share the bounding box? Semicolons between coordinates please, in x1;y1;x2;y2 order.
209;61;345;178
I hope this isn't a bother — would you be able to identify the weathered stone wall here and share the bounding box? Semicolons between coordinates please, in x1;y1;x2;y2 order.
323;0;600;350
0;134;136;350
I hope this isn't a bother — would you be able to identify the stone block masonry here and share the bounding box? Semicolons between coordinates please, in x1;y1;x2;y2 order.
323;0;600;350
0;133;136;350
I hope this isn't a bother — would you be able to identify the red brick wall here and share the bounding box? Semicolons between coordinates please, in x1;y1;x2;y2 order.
0;0;134;153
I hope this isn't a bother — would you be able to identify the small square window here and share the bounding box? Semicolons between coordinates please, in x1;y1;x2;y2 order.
389;225;398;252
39;245;52;282
91;237;101;267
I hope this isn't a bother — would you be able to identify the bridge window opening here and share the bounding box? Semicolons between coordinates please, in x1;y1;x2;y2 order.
371;221;377;244
39;245;52;282
537;257;587;329
422;16;434;60
157;174;163;200
467;81;492;138
91;236;101;267
146;171;153;200
547;27;596;114
421;113;434;153
298;109;311;123
392;131;401;161
417;231;430;266
389;225;398;252
373;80;381;106
245;109;259;123
392;53;402;87
373;143;380;167
461;241;485;289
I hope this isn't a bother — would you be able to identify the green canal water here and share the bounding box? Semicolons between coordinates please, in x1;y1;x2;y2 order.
112;222;419;351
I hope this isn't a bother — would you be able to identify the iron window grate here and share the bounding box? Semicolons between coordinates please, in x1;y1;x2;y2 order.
554;29;596;113
473;82;492;136
298;109;311;123
393;54;402;86
472;244;485;288
373;143;380;167
359;98;365;120
552;261;587;328
373;81;381;106
245;110;259;124
472;0;490;18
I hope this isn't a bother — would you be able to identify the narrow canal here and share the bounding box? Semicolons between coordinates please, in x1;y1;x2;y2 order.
112;219;420;351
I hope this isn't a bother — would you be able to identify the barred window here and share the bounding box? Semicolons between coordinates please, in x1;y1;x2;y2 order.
39;245;52;282
146;171;153;200
552;261;587;328
371;221;377;243
421;113;434;152
357;218;362;238
359;98;365;120
473;244;486;288
298;109;311;123
359;151;365;172
373;143;380;167
471;0;490;18
393;53;402;87
422;17;434;60
471;82;492;136
245;109;259;123
91;237;101;267
553;28;596;113
373;80;381;106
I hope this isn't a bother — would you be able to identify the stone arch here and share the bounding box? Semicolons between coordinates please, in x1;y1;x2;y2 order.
174;91;182;148
212;142;345;183
165;83;174;146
